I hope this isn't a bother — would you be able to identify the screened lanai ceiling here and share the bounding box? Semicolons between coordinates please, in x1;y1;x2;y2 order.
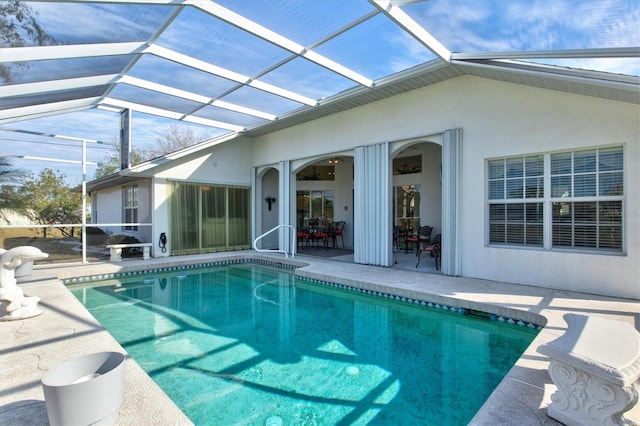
1;0;639;138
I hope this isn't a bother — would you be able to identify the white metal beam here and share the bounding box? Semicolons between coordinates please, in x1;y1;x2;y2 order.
119;73;276;120
0;42;146;63
452;47;640;61
210;100;276;121
190;0;373;87
0;75;120;98
1;128;116;146
0;98;98;124
145;44;317;106
118;75;211;104
1;154;97;166
143;44;249;85
370;0;451;62
100;97;245;132
453;59;640;91
23;0;183;3
191;0;305;54
182;114;244;131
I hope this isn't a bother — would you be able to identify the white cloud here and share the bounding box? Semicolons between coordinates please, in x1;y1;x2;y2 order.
31;2;165;44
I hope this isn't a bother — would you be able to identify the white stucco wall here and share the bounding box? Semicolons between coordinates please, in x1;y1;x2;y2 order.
92;187;120;230
148;138;253;256
260;168;279;249
457;79;640;300
153;137;253;184
92;178;152;244
250;75;639;300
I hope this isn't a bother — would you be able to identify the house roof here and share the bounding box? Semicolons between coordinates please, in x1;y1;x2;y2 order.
1;1;638;178
71;172;147;193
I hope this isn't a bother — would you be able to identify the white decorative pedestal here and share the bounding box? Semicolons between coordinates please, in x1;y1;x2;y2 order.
538;314;640;426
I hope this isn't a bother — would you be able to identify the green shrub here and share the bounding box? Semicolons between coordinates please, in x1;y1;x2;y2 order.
105;235;142;257
86;227;108;246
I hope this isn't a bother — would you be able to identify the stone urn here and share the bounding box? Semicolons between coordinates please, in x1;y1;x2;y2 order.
42;352;125;426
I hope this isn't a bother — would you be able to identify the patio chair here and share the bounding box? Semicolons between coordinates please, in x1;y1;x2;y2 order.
405;225;433;254
393;225;399;252
329;221;346;248
296;230;309;249
307;218;329;250
416;233;441;270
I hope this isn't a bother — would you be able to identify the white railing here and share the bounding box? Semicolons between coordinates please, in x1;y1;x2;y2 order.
253;224;296;258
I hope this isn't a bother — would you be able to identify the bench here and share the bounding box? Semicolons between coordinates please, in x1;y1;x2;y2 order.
106;243;152;262
538;313;640;426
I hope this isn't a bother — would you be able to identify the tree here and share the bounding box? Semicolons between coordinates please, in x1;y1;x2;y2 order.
148;124;204;158
0;158;28;217
0;1;55;83
19;168;81;237
0;157;26;182
94;149;145;179
93;124;206;179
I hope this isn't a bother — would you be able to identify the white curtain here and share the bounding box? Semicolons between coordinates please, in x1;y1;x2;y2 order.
442;128;462;276
354;142;393;266
169;182;250;255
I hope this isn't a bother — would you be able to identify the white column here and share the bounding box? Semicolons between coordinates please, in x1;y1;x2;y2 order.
442;128;462;276
119;109;132;170
251;167;258;248
354;142;393;266
278;160;292;254
153;177;170;257
81;139;87;264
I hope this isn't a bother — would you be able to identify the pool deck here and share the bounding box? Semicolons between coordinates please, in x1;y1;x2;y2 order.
1;250;639;425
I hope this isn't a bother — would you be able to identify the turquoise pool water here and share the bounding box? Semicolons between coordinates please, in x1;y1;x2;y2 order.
70;263;538;425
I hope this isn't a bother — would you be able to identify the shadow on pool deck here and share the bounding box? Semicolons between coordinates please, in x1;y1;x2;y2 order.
1;250;638;425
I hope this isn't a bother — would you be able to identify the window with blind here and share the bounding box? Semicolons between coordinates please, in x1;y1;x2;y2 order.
122;185;138;231
488;156;544;246
488;147;624;253
551;147;623;250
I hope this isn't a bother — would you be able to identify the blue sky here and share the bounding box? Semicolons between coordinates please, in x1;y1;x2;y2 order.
1;0;638;185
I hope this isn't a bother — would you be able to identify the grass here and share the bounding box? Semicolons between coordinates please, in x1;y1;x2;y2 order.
0;227;109;263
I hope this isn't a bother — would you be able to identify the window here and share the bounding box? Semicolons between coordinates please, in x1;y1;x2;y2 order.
169;182;250;255
393;185;421;231
123;185;138;231
551;147;623;250
488;156;544;246
296;190;334;228
487;147;624;253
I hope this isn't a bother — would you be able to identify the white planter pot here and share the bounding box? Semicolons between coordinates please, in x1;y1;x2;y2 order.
41;352;125;426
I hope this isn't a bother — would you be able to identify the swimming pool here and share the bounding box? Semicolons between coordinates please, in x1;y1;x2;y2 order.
70;262;538;425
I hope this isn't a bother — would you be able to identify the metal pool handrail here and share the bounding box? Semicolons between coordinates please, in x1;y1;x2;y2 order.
253;224;296;258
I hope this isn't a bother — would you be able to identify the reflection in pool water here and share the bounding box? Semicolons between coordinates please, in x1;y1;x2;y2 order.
71;263;538;425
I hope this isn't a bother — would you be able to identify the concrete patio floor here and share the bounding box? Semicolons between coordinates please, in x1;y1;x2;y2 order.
1;250;638;425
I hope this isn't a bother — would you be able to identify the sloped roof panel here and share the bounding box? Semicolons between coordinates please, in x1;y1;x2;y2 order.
402;0;638;53
0;0;637;148
23;1;178;45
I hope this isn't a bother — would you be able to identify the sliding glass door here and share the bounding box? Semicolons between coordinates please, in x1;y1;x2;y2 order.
296;190;334;228
170;182;250;255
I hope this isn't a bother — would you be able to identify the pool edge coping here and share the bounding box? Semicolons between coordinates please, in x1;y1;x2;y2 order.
46;252;640;425
61;254;545;331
